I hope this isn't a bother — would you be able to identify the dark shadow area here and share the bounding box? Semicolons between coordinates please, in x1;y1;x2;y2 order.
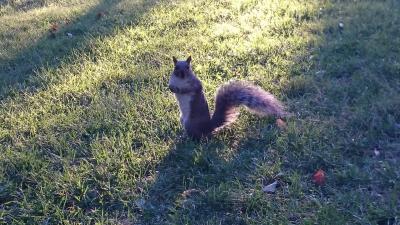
138;121;281;224
1;0;398;223
0;0;158;98
137;0;400;224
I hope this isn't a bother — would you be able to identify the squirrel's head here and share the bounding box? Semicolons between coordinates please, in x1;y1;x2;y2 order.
172;56;192;78
168;56;195;93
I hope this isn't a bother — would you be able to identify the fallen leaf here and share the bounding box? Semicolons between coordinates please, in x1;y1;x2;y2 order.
276;118;287;129
181;189;202;198
50;23;59;32
134;199;145;209
274;172;284;178
262;181;278;193
49;23;59;38
312;169;326;186
373;148;380;157
96;11;108;20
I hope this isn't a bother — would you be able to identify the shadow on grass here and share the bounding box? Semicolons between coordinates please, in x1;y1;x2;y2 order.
0;0;158;98
139;121;282;224
1;0;398;223
138;1;400;224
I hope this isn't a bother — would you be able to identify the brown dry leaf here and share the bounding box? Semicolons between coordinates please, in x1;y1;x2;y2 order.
50;23;59;32
181;189;202;198
312;169;326;186
96;11;108;20
276;118;287;129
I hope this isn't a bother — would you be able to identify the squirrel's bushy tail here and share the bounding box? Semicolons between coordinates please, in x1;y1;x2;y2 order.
210;81;286;131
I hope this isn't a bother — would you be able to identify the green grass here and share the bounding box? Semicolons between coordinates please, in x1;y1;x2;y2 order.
0;0;399;224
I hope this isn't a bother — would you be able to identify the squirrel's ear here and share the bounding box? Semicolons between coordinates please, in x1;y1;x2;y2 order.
186;56;192;64
172;56;177;65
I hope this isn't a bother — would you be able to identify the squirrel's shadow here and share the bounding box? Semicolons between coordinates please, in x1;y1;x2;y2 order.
140;119;279;224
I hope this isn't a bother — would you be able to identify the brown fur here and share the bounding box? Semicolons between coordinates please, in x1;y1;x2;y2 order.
168;56;287;139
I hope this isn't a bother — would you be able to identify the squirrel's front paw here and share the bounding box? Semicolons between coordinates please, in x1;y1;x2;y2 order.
169;85;180;93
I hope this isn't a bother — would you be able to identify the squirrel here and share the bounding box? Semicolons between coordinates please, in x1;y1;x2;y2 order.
168;56;287;139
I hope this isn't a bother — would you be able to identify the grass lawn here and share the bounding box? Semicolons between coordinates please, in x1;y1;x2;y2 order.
0;0;399;224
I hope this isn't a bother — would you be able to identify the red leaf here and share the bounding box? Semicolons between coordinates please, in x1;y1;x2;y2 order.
312;169;326;185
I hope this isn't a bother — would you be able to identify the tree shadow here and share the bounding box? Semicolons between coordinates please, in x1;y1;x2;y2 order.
1;0;398;223
0;0;158;98
137;0;400;224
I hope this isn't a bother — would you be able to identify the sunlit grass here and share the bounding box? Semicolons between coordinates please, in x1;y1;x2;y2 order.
0;0;399;224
